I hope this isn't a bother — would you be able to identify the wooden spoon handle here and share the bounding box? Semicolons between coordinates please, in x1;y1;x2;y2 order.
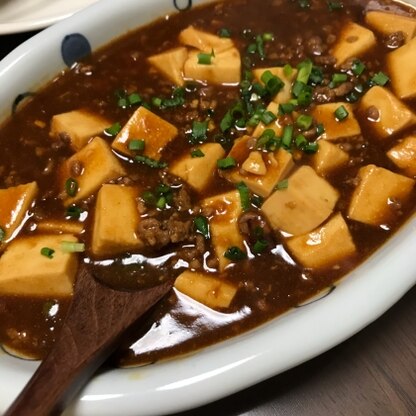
4;266;173;416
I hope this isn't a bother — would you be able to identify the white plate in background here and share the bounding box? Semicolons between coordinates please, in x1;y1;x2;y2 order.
0;0;98;34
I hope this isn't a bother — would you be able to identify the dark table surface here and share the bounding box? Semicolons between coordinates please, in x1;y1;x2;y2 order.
1;30;415;416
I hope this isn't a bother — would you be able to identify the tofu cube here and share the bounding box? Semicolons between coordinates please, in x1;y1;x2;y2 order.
286;213;356;269
50;109;111;151
358;86;415;139
222;136;294;198
111;106;178;159
261;165;339;236
0;182;38;243
0;234;79;297
174;270;237;309
312;140;349;176
312;102;361;141
91;184;143;257
179;25;234;53
387;36;416;99
59;136;126;206
252;66;298;104
331;22;376;65
387;135;416;177
169;143;225;192
348;164;414;226
365;11;416;43
201;190;244;272
252;102;284;138
148;47;188;86
183;48;241;85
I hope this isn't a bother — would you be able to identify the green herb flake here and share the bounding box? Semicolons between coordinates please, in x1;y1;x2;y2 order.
261;70;284;96
327;0;343;11
253;239;268;254
61;241;85;253
283;64;293;77
104;122;122;137
41;247;55;259
191;148;205;158
279;102;295;115
128;92;142;106
218;28;231;38
334;105;349;121
197;50;215;65
224;246;247;261
65;205;83;220
297;59;313;85
191;120;209;143
303;142;319;154
217;156;237;169
371;71;390;86
237;182;250;211
141;190;157;206
331;73;348;85
316;123;325;136
275;178;289;190
296;114;313;130
282;125;294;148
128;139;145;151
65;178;78;197
352;59;366;76
260;110;277;125
251;195;264;208
135;155;167;169
194;215;210;239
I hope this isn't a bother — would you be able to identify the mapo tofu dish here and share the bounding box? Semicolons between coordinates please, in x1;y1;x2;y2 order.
1;0;416;367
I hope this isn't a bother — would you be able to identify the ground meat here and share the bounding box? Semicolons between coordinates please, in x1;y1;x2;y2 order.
314;54;336;66
383;31;405;49
307;36;325;55
366;105;380;121
69;159;83;177
313;82;353;103
238;211;273;243
333;81;354;97
172;186;192;212
137;213;192;248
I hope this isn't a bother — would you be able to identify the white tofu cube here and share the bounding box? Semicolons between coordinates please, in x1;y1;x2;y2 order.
148;47;188;86
179;25;234;53
387;135;416;177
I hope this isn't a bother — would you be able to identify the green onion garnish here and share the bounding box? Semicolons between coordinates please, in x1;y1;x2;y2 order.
331;73;348;85
128;139;145;151
60;241;85;253
296;114;313;130
261;70;284;96
279;103;295;115
197;50;214;65
65;205;83;220
41;247;55;259
253;239;268;254
141;190;157;206
191;120;208;143
283;64;293;77
334;105;349;121
371;71;389;86
135;155;167;169
297;59;313;85
128;93;142;106
316;123;325;136
352;60;366;76
104;122;122;137
65;178;78;197
260;110;277;125
217;156;237;169
282;125;293;148
194;215;210;239
152;97;163;107
156;196;167;210
256;129;276;149
251;195;264;208
237;182;250;211
191;149;205;158
224;246;247;261
295;134;308;149
276;179;289;190
218;28;231;38
303;142;319;154
327;0;343;11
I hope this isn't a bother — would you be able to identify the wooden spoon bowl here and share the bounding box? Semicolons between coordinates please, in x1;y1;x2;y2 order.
4;265;173;416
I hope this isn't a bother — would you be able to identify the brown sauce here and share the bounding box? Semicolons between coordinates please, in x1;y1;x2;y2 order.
0;0;416;366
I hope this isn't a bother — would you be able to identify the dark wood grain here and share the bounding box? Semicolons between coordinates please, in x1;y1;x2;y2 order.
4;266;173;416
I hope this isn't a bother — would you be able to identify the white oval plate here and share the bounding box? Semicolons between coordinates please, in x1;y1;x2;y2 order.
0;0;98;35
0;0;415;415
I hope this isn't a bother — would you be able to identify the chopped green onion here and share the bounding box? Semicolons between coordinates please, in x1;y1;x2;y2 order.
237;182;250;211
327;0;343;10
128;139;145;151
156;196;167;209
128;93;142;106
197;50;214;65
282;125;293;148
256;129;276;149
255;35;265;59
297;59;313;84
191;120;208;143
60;241;85;253
260;110;277;125
295;134;308;149
303;142;319;153
151;97;163;107
261;70;284;96
309;66;324;85
262;32;274;42
331;73;348;85
65;178;78;197
251;195;264;208
371;71;389;86
283;64;293;77
135;155;167;169
275;178;289;190
218;28;231;38
296;114;313;130
65;205;83;220
104;122;122;137
217;156;237;169
297;85;313;106
253;239;268;254
191;149;205;158
352;60;366;76
194;215;210;239
142;190;157;206
334;105;349;121
224;246;247;261
41;247;55;259
316;123;325;136
279;102;295;114
292;80;305;98
118;97;128;108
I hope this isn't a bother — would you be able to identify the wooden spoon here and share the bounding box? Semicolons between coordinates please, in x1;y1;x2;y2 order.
4;265;174;416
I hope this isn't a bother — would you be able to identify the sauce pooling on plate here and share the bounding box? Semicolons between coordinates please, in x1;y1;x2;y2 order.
1;0;416;366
